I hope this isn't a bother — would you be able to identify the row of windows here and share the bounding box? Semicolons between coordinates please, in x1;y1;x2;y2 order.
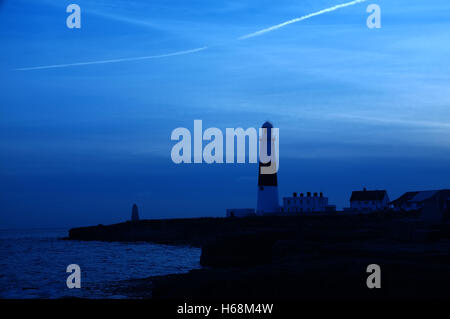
355;201;380;205
285;199;326;205
284;207;313;213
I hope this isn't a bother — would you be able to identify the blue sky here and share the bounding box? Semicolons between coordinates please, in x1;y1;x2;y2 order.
1;0;450;228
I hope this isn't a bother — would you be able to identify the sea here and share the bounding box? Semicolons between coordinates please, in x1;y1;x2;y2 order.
0;229;201;299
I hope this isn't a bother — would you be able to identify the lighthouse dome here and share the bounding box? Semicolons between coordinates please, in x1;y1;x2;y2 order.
261;121;273;128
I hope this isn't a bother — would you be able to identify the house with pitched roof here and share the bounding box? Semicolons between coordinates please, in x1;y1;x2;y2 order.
390;190;450;222
390;190;449;211
349;188;390;212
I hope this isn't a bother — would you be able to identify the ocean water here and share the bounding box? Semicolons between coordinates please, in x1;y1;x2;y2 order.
0;229;201;299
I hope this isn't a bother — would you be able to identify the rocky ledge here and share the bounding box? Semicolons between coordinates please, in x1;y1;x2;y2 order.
75;214;450;300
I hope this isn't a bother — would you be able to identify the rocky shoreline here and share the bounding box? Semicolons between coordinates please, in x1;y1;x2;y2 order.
68;214;450;299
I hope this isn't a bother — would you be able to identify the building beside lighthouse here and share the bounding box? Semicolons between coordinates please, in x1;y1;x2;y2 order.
256;121;280;215
282;192;336;213
225;121;280;217
225;121;342;218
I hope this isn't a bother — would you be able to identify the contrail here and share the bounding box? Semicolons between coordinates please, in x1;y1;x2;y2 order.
239;0;367;40
16;0;366;71
331;113;450;130
16;47;208;71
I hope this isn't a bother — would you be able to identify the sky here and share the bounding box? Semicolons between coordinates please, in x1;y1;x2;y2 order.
1;0;450;228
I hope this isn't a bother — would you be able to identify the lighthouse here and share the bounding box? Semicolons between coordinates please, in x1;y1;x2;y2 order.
256;121;280;215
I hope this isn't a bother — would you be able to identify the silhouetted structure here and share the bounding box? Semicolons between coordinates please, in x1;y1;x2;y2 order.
131;204;140;221
226;208;255;218
283;191;336;213
391;189;450;222
256;121;280;214
349;188;389;212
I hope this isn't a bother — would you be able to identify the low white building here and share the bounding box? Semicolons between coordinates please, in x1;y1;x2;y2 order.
226;208;256;218
349;188;389;212
282;192;336;213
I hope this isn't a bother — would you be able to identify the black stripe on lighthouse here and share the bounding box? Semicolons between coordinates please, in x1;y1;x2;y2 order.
258;161;278;186
258;121;277;187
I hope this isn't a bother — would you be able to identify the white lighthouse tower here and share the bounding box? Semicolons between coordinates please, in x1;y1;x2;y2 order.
256;121;280;215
